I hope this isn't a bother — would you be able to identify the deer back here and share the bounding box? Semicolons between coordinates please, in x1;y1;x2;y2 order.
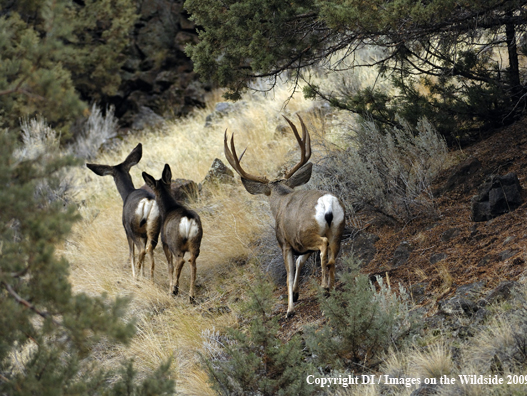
142;164;203;252
270;189;344;253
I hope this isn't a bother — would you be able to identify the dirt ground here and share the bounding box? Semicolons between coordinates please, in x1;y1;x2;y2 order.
277;118;527;338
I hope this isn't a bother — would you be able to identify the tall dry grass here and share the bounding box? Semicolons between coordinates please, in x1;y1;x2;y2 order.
61;84;333;393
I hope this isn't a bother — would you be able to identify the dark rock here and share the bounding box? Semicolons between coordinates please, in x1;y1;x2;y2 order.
174;31;199;51
392;241;413;268
180;15;195;30
204;101;245;127
140;178;198;203
200;158;235;188
436;156;482;195
498;249;519;261
480;281;519;306
410;282;428;304
471;201;492;222
440;296;478;317
455;281;486;300
441;228;460;242
350;232;380;267
265;254;287;285
473;307;489;324
471;173;523;222
478;254;497;267
100;0;208;126
430;252;447;264
131;106;165;130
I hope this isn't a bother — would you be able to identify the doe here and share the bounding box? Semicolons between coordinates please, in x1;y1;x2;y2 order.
142;164;203;303
86;143;160;279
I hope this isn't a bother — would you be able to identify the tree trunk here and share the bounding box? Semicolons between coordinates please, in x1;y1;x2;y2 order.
505;14;522;96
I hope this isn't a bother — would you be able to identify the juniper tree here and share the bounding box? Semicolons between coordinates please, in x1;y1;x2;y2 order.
305;256;410;368
0;129;174;395
202;277;315;396
186;0;527;140
0;0;136;137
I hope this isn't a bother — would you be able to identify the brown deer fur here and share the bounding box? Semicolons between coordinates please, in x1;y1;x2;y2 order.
142;164;203;303
86;143;160;279
224;116;345;317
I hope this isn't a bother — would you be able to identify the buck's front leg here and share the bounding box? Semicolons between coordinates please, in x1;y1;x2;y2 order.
282;246;296;318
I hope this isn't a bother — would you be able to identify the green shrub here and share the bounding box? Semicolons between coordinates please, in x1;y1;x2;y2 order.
305;256;411;368
201;277;315;396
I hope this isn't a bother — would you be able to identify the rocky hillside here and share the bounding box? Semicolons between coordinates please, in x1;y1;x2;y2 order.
107;0;208;129
278;118;527;339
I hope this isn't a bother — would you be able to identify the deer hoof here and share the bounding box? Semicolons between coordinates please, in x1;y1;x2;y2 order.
323;288;330;298
172;286;179;296
189;296;197;305
286;311;295;319
292;292;299;302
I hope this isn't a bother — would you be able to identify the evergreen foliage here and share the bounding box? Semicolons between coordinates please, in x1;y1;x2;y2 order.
186;0;527;140
305;257;410;368
201;277;315;396
0;0;136;137
0;129;174;395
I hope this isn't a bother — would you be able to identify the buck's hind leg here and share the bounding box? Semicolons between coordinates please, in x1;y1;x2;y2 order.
318;237;329;291
327;235;341;291
293;253;311;302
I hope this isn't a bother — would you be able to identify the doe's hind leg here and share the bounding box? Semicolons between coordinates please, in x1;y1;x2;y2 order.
163;244;176;295
173;252;185;297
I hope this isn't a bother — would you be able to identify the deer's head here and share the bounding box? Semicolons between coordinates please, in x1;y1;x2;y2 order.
224;115;313;196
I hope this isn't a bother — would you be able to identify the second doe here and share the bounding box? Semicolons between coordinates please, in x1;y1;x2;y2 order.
143;164;203;303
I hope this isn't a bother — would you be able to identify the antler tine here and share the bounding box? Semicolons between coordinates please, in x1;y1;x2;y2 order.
298;115;312;162
282;115;312;179
223;130;268;184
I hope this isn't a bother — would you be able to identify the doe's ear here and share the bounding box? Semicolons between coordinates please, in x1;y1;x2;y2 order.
285;163;312;188
142;172;156;190
162;164;172;184
122;143;143;171
241;178;271;196
86;163;114;177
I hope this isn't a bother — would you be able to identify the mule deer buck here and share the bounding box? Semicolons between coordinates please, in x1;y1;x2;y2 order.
224;115;345;317
86;143;160;279
142;164;203;303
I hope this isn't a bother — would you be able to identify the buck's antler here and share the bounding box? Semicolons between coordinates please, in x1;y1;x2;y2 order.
282;115;311;179
224;130;269;184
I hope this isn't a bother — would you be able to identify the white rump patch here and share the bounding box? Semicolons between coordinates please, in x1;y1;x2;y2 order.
179;217;199;240
136;198;159;224
314;194;345;234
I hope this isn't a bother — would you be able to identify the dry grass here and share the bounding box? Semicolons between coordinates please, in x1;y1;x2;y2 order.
61;84;333;393
410;343;453;380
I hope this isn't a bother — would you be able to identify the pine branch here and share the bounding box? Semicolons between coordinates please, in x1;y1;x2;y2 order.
2;282;60;325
